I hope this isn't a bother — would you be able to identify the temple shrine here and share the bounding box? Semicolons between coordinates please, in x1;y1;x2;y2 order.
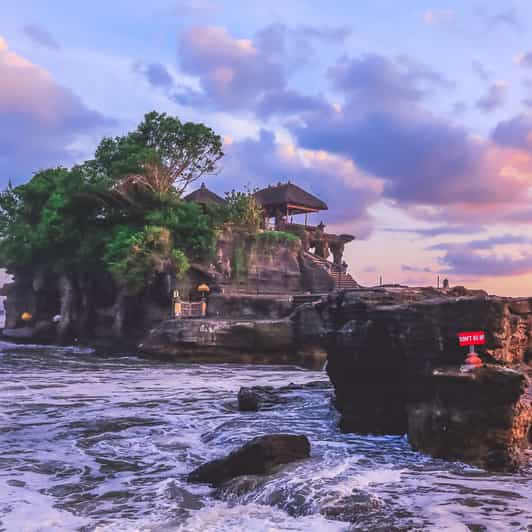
186;181;358;292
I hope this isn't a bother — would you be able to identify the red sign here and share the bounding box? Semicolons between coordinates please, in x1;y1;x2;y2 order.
458;331;486;347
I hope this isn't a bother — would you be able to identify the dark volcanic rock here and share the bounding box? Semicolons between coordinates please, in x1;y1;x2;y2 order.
140;318;296;361
321;287;532;469
408;366;532;470
237;381;330;412
187;434;310;486
237;387;259;411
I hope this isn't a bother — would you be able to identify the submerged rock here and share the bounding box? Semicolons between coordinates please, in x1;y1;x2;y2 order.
187;434;310;486
237;386;283;411
237;381;331;412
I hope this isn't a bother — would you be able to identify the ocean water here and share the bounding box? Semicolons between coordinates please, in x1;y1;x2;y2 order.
0;342;531;532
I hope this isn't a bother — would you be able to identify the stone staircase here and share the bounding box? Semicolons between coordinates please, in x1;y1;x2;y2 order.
303;252;359;290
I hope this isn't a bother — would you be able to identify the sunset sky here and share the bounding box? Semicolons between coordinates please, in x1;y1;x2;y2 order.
2;1;532;296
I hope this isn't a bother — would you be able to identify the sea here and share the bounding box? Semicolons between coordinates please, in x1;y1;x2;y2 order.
0;342;531;532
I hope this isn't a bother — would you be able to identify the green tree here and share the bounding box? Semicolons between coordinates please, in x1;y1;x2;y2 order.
218;188;263;231
103;225;189;293
85;111;224;195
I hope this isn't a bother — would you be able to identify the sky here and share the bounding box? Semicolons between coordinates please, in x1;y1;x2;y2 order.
2;0;532;296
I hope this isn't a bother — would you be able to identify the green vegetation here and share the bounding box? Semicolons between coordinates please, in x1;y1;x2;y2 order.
219;188;263;231
255;230;300;248
0;111;223;293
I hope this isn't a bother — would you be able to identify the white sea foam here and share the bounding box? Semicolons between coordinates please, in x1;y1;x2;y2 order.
1;345;531;531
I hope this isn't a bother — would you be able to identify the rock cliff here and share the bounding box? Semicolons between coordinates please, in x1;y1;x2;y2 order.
320;288;532;469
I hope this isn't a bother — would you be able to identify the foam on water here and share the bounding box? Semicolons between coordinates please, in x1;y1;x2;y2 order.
0;343;531;531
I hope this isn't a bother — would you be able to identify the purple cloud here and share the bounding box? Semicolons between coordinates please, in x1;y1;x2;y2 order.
214;129;380;233
437;247;532;277
382;225;484;237
518;53;532;69
328;54;452;109
0;38;113;185
477;7;523;31
472;60;491;81
285;53;528;215
22;24;60;51
429;234;532;251
292;108;522;206
176;23;351;112
476;82;507;113
133;61;174;88
401;265;432;273
491;113;532;149
177;26;285;109
255;89;330;118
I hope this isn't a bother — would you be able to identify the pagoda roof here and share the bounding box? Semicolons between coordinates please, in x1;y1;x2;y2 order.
184;183;225;205
254;182;328;212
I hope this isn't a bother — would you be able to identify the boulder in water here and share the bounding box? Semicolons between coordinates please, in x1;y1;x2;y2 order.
187;434;310;485
237;386;283;411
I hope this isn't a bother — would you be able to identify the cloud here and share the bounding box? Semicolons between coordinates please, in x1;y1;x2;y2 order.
177;25;285;109
436;245;532;276
327;54;453;110
472;60;491;81
175;23;351;112
422;10;454;25
429;234;532;251
401;264;432;272
216;129;381;234
255;89;330;119
286;53;532;220
22;24;60;51
476;81;507;113
478;7;522;31
133;61;174;88
292;106;527;208
0;36;113;184
381;225;484;237
491;113;532;149
516;52;532;69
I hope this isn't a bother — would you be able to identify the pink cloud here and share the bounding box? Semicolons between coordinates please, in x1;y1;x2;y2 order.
0;36;112;184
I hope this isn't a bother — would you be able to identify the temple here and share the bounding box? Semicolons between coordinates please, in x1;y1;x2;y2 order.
184;182;225;208
254;182;328;228
185;181;358;292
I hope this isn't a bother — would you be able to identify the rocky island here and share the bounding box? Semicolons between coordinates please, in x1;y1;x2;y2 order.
0;111;530;473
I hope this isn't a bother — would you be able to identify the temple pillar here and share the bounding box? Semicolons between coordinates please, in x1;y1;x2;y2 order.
330;241;345;266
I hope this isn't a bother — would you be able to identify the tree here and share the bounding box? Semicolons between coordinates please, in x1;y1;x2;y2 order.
85;111;224;195
103;225;189;294
220;188;263;231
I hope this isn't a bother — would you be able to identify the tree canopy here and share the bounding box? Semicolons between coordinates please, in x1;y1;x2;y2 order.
0;111;226;294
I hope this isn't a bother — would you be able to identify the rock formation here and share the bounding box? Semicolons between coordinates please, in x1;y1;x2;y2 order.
187;434;311;486
320;288;532;469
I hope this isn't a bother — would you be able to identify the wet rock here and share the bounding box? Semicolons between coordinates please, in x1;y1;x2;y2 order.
322;287;532;468
237;381;331;412
237;387;260;411
187;434;311;486
33;320;57;342
407;366;532;470
207;294;293;319
2;326;35;340
237;386;281;411
140;318;296;361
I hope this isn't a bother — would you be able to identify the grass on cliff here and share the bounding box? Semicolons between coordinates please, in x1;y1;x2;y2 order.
255;231;300;248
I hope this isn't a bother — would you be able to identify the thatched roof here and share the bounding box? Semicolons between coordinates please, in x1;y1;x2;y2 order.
184;183;226;205
254;182;328;212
